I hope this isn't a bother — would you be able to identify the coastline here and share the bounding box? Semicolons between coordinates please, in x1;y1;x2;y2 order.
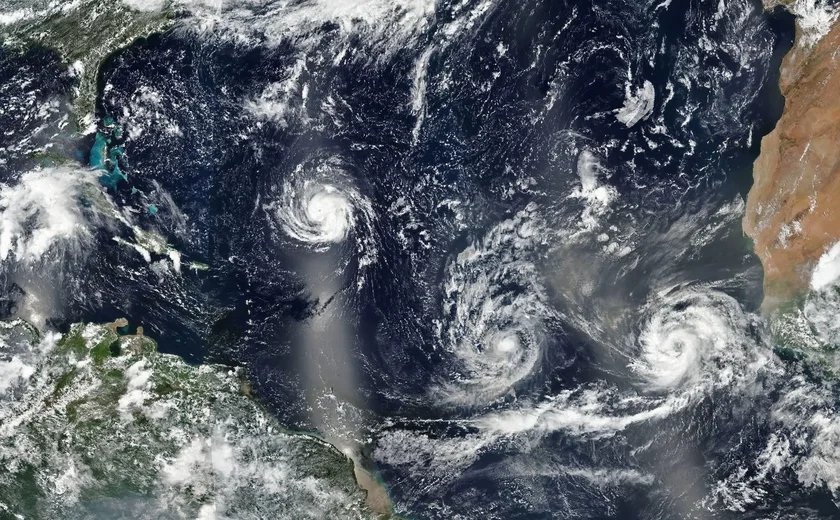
1;316;403;518
3;7;405;512
0;0;173;129
743;0;840;310
109;319;404;518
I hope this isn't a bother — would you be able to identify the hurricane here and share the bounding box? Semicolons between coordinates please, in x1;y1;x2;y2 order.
270;157;377;260
2;0;840;518
277;178;356;246
630;287;765;392
434;205;554;405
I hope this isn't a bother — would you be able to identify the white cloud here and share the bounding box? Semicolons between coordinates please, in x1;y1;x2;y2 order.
810;241;840;291
0;167;96;264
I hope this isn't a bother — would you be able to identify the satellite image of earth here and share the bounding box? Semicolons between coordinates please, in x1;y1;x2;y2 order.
1;0;840;518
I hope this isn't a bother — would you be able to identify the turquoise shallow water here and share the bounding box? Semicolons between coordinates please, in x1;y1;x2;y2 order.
3;0;840;518
90;117;127;189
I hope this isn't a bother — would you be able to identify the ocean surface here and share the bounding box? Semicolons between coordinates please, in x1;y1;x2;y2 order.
4;0;840;518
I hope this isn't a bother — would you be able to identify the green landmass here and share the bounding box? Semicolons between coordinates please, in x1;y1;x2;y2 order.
0;0;173;129
0;319;391;519
26;150;72;167
769;288;840;376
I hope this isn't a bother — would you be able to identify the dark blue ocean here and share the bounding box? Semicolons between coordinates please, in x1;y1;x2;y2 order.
5;0;839;517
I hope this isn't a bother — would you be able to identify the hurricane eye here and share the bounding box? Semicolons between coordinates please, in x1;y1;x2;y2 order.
436;209;548;406
631;291;753;392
